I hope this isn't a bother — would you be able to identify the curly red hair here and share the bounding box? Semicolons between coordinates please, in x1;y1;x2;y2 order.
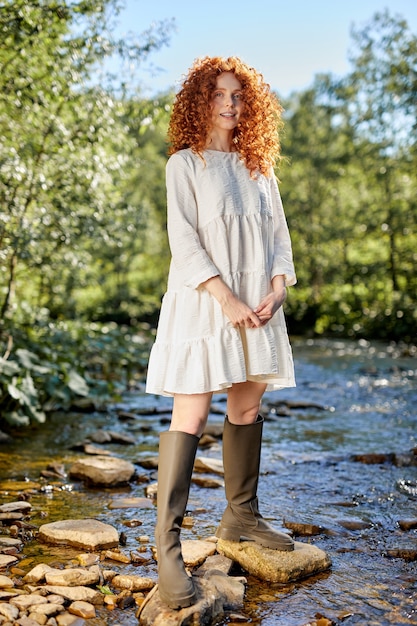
167;56;283;177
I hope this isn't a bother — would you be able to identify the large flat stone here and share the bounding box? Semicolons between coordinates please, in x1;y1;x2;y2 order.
38;519;119;551
69;456;135;486
216;539;331;583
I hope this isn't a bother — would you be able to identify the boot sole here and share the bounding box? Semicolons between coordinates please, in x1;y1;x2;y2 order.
216;526;294;551
159;588;197;609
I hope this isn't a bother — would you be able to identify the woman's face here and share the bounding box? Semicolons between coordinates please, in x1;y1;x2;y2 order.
210;72;245;133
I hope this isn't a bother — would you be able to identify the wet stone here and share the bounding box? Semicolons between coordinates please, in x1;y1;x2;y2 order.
0;536;24;549
24;564;55;584
56;612;86;625
0;602;19;620
38;519;119;551
337;519;372;531
108;497;154;510
0;575;14;588
138;569;245;626
68;600;96;619
0;501;32;514
44;565;100;587
10;594;49;611
398;519;417;531
111;574;155;592
284;519;325;536
68;455;135;486
40;585;104;605
0;554;18;568
216;539;332;583
152;539;218;569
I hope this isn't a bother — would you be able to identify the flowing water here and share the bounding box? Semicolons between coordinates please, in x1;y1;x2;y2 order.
0;338;416;625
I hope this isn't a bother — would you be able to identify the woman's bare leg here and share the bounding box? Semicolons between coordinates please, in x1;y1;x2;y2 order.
226;380;267;424
170;392;213;437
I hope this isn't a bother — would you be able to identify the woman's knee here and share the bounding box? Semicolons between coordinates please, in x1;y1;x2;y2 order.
226;382;266;424
170;393;212;436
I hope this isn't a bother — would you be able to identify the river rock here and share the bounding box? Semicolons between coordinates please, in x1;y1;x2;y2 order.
38;519;119;550
152;539;218;569
69;455;135;485
0;536;24;549
68;600;96;618
45;565;100;586
29;602;65;617
108;497;154;509
216;539;331;583
0;554;18;568
40;584;104;605
194;457;224;475
111;574;155;591
138;569;245;626
0;501;32;514
0;602;19;620
0;574;14;587
10;593;49;611
24;563;55;583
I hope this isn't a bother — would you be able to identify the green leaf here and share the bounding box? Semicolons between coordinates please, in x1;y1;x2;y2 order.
67;370;89;397
0;358;20;376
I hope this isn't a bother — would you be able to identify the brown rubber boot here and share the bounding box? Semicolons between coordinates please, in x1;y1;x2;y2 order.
155;430;199;609
215;415;294;551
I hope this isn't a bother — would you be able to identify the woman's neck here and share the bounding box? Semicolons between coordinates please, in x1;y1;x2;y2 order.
206;133;235;153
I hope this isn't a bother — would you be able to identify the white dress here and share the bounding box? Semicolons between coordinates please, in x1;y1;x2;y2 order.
145;149;297;397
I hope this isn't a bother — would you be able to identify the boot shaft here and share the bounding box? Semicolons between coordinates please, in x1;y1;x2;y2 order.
156;430;199;535
222;415;263;505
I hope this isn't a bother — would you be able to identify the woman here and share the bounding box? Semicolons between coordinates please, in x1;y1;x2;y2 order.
146;56;296;609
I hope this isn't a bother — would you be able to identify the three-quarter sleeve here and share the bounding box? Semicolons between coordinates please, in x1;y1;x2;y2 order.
269;173;297;287
166;153;219;289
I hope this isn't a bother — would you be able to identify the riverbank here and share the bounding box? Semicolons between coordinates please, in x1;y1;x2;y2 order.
0;338;416;625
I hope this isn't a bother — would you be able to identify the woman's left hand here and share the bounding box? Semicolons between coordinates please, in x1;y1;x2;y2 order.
254;276;286;325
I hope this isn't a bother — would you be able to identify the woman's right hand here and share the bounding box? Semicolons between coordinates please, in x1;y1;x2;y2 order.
201;276;262;328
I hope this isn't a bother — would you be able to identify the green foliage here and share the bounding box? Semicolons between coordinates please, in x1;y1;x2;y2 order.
0;317;154;428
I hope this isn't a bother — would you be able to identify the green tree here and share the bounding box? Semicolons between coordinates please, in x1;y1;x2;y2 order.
0;0;173;322
344;10;417;337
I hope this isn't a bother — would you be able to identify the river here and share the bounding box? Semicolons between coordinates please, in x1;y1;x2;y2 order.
0;337;416;625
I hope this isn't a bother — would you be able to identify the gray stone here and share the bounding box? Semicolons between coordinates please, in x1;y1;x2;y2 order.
24;564;56;584
0;536;24;548
216;539;331;583
0;575;14;588
193;457;224;475
30;603;65;617
152;539;217;570
0;555;18;568
0;501;32;513
182;540;218;568
45;566;100;587
0;602;19;620
138;569;245;626
111;575;155;591
195;554;234;577
56;612;86;625
38;519;119;551
69;456;135;486
68;601;96;619
40;586;103;605
15;615;42;626
10;594;49;611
